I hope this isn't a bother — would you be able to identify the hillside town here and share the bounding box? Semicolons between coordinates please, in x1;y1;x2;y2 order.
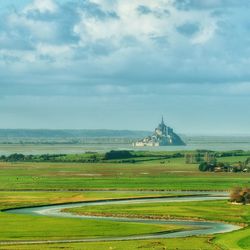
133;117;185;147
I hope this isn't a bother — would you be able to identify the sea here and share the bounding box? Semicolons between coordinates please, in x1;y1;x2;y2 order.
0;135;250;155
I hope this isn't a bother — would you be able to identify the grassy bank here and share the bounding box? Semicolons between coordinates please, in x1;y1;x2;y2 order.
0;191;192;242
0;191;226;250
64;199;249;225
0;213;181;241
0;191;185;210
0;237;220;250
64;199;250;249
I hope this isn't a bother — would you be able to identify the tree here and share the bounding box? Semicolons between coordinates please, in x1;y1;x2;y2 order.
7;153;25;162
104;150;134;160
199;162;208;172
230;187;250;204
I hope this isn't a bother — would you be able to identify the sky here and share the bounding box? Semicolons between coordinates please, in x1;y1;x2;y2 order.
0;0;250;134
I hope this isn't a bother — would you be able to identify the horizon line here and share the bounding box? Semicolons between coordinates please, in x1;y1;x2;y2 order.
0;128;249;137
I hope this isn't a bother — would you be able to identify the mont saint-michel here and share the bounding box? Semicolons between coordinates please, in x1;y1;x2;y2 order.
133;117;186;147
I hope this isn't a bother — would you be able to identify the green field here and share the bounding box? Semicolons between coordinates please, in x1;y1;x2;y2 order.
0;151;249;249
0;213;182;241
0;157;249;191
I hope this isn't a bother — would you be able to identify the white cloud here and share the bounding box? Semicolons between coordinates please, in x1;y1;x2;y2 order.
36;43;74;60
23;0;58;14
191;21;217;44
0;0;250;89
7;12;57;42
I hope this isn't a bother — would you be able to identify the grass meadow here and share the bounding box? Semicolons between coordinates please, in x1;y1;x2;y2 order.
0;152;249;249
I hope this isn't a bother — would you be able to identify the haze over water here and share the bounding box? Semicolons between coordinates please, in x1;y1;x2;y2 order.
0;136;250;155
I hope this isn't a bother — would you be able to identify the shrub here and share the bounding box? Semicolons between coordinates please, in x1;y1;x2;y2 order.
104;150;134;160
199;162;208;171
230;187;250;204
7;153;25;162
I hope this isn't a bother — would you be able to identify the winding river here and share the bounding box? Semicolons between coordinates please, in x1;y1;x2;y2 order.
3;192;242;244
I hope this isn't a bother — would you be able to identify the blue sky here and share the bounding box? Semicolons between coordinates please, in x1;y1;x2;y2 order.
0;0;250;134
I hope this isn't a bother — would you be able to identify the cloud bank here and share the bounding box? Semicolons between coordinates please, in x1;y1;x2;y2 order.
0;0;250;132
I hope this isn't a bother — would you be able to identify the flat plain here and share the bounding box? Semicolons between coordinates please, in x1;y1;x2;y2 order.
0;150;249;249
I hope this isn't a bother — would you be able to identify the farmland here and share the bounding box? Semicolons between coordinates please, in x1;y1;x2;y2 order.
0;150;249;249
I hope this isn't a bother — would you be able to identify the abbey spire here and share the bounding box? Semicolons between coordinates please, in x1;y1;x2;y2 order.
133;117;185;147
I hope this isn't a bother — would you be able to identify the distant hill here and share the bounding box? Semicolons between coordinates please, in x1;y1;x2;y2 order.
0;129;151;139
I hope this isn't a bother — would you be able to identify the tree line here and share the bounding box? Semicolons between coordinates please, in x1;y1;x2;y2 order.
199;159;250;172
0;151;185;163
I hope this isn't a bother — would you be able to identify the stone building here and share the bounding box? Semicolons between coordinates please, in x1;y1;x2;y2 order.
133;117;185;147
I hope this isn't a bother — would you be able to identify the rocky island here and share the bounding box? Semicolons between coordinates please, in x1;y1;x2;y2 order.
133;117;185;147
